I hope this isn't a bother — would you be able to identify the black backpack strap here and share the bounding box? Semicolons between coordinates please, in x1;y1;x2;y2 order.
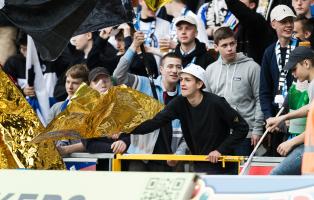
149;79;158;100
149;80;173;154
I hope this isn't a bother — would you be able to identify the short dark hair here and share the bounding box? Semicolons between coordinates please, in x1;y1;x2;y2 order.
213;27;235;45
114;30;124;41
66;64;89;82
160;52;181;67
295;15;313;34
301;57;314;67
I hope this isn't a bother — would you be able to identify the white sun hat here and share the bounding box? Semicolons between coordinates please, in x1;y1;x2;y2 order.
179;64;206;87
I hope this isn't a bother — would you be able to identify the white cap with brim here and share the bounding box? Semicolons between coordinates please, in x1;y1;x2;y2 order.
174;15;197;27
179;64;206;88
270;5;296;22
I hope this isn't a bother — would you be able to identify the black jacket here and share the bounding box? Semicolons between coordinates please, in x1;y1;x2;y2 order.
131;92;248;155
175;39;215;69
226;0;276;65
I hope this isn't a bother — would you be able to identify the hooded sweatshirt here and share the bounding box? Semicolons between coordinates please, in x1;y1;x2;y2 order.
205;53;264;137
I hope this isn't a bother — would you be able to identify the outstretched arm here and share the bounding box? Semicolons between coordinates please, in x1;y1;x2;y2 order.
131;97;179;135
266;104;310;132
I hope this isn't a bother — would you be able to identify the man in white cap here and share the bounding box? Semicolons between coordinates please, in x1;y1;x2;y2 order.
173;15;215;69
163;0;209;48
131;63;248;174
260;5;297;156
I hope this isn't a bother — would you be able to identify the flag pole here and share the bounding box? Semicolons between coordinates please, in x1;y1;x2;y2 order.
239;106;285;175
122;0;157;81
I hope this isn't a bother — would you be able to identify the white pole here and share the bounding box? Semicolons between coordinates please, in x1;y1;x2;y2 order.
239;106;285;175
265;0;274;20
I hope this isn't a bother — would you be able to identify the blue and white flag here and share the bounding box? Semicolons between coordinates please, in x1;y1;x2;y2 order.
223;11;238;30
26;36;51;126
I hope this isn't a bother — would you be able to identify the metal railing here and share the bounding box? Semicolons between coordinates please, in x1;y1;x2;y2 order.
63;153;284;173
112;154;245;173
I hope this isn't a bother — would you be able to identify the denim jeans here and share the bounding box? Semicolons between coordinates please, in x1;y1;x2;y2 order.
270;144;304;175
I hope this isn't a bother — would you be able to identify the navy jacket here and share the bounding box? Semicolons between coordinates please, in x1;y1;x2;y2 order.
260;42;293;119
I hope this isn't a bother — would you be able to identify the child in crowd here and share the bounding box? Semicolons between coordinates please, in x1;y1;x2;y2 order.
206;27;263;156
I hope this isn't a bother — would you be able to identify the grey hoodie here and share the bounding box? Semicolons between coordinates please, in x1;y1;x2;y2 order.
205;53;264;137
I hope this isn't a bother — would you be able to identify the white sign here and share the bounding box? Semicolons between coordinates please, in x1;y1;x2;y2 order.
0;170;195;200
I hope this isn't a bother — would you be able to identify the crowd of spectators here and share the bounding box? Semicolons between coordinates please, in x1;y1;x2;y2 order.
1;0;314;175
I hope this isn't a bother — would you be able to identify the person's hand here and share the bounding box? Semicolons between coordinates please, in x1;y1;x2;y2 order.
277;140;294;156
145;46;163;57
167;160;178;167
159;37;171;52
266;116;285;133
23;85;35;97
130;31;145;50
251;134;261;147
206;150;221;163
99;27;113;40
111;140;127;154
57;145;69;156
159;38;177;50
169;40;177;49
117;23;131;37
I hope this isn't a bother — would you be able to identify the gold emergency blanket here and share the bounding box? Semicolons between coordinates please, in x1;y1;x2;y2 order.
0;69;65;169
0;135;18;169
144;0;172;12
32;84;164;142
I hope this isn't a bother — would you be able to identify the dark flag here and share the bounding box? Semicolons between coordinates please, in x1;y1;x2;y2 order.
74;0;132;36
0;0;97;61
0;0;131;61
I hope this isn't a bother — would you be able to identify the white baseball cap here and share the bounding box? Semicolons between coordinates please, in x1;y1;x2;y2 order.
179;64;206;88
174;15;197;27
270;5;296;22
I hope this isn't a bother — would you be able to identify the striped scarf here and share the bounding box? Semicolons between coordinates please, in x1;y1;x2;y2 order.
275;39;298;99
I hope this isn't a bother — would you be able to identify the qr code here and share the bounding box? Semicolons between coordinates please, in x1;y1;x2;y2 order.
141;178;186;200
